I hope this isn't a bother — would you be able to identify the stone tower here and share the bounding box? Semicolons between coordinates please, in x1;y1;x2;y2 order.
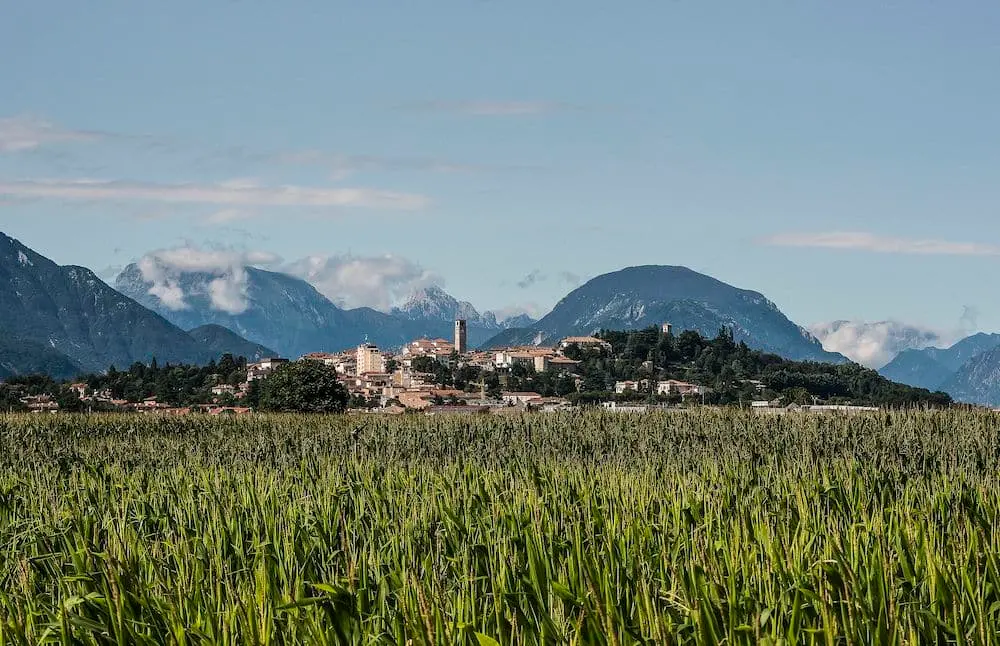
454;319;468;354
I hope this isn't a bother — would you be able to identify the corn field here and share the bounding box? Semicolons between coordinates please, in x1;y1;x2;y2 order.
3;410;1000;644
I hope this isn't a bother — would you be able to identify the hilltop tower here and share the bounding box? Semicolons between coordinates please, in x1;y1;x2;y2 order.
454;319;468;354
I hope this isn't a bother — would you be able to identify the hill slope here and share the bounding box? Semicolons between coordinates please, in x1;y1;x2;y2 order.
483;266;844;362
877;349;955;392
0;332;81;380
942;347;1000;407
0;233;214;374
186;325;276;362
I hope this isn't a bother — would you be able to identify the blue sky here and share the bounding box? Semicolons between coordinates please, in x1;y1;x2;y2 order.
2;0;999;334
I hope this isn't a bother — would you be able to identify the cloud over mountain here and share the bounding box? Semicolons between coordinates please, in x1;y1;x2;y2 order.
136;246;280;314
280;254;442;312
808;320;961;369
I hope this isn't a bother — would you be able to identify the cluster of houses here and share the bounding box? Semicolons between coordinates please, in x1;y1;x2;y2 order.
16;318;889;415
613;379;706;397
243;322;609;414
16;385;253;415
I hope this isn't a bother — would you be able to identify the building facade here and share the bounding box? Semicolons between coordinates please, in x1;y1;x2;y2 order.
356;343;386;375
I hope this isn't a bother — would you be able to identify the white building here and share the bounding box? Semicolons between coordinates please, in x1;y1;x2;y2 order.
501;392;543;405
656;380;705;397
615;380;642;394
601;402;649;413
494;350;536;370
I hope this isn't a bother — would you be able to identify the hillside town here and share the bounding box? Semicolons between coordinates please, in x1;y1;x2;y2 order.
3;317;907;416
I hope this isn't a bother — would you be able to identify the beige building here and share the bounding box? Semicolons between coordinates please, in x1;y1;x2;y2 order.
356;343;386;376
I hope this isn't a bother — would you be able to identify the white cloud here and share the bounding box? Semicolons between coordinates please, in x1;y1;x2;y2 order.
0;178;429;210
271;151;502;179
760;232;1000;256
400;100;576;116
281;254;441;311
808;320;963;369
136;246;281;314
0;115;103;152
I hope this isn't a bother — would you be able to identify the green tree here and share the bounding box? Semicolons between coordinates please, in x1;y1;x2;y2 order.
258;361;349;413
0;385;25;412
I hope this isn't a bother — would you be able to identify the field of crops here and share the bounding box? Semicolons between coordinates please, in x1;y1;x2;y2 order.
3;410;1000;644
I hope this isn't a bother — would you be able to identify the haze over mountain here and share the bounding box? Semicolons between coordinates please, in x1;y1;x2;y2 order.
483;265;845;363
0;233;267;377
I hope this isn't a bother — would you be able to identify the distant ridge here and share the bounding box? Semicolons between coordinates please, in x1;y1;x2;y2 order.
483;265;845;363
879;333;1000;403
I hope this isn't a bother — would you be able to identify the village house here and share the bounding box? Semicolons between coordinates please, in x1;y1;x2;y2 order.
68;383;89;398
494;350;536;370
614;380;646;394
135;397;171;412
558;336;612;353
656;380;705;397
601;401;651;413
401;338;455;359
299;352;340;366
501;391;543;406
211;384;238;397
542;355;581;374
247;357;289;382
21;394;59;413
467;351;498;372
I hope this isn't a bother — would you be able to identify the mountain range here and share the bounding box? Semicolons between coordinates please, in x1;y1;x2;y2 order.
482;266;845;363
0;233;275;380
877;333;1000;404
115;268;523;359
9;230;1000;406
